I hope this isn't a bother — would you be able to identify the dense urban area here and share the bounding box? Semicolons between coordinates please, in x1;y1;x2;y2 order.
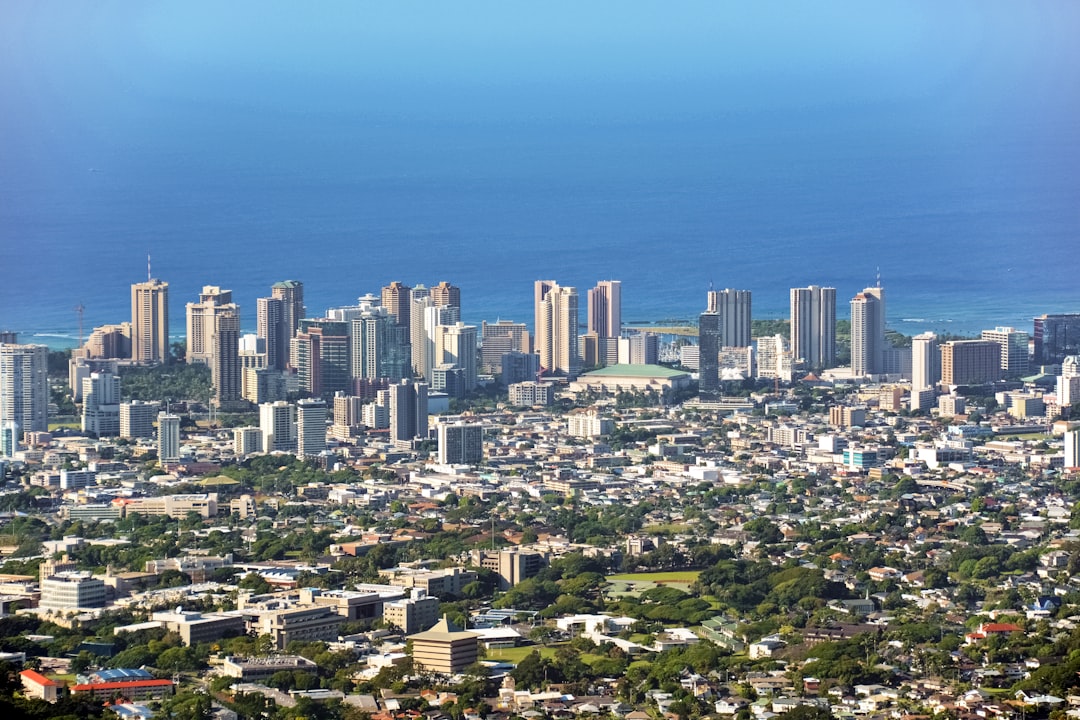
2;278;1080;720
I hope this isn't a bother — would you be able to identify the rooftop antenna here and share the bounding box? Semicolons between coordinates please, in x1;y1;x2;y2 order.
875;267;882;288
74;303;85;346
147;252;152;281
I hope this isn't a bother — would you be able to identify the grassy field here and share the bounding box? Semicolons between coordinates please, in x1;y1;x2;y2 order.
485;644;565;663
608;571;701;583
48;422;80;431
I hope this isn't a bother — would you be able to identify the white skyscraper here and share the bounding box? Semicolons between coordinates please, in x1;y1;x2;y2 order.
0;343;49;441
260;401;297;453
911;332;940;392
435;322;478;392
81;372;121;437
981;326;1030;378
1065;430;1080;470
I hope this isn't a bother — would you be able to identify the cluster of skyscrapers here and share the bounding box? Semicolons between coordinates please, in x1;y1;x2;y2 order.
4;268;1080;460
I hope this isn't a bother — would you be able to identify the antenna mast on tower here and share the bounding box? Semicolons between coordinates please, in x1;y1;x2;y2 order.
147;252;152;281
74;303;85;346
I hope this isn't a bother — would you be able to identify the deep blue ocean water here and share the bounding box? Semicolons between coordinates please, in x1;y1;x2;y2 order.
2;4;1079;347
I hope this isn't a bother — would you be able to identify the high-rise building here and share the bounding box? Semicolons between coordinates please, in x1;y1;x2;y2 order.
296;399;327;458
437;422;483;465
257;296;287;371
131;279;170;364
157;413;181;465
271;280;305;344
480;320;531;374
233;427;263;457
619;332;658;365
186;286;234;365
293;320;350;398
755;334;794;382
422;305;460;381
790;286;836;370
430;281;461;310
81;372;121;437
120;400;158;439
911;332;940;392
210;305;242;407
435;322;478;392
534;281;580;376
349;302;410;382
389;380;428;446
707;289;752;348
409;291;433;377
0;344;49;441
587;280;622;340
698;312;720;398
980;326;1030;378
850;285;885;377
381;281;413;329
1065;430;1080;470
1034;313;1080;366
260;401;297;452
941;340;1002;385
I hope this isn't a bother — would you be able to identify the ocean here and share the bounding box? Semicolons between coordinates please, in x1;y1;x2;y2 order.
2;4;1079;348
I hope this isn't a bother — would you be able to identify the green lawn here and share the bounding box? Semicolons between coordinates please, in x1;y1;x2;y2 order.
485;643;565;663
608;571;701;583
48;422;80;431
641;523;692;535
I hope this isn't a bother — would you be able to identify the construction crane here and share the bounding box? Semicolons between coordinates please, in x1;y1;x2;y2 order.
74;303;85;346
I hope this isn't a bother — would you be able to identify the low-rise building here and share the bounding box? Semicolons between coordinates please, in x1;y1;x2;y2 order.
409;616;479;674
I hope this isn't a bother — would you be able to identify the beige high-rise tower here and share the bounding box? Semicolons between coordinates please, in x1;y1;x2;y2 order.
534;281;580;376
186;286;234;365
131;279;170;365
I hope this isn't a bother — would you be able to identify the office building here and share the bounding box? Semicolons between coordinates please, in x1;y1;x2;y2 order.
698;311;720;398
296;399;327;458
246;605;344;650
501;351;541;385
81;372;121;436
260;401;297;453
185;286;234;365
829;406;867;429
941;340;1003;385
470;548;550;590
911;332;940;391
981;326;1030;378
158;413;181;464
257;296;287;371
1059;357;1080;407
120;400;159;439
131;278;170;364
384;589;440;635
293;319;350;398
587;280;622;341
389;380;428;445
1034;313;1080;365
1;344;49;443
437;422;483;465
430;281;461;310
790;285;836;370
707;288;752;347
271;280;305;344
534;281;580;376
39;571;107;610
409;616;479;674
381;281;412;329
850;284;885;377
